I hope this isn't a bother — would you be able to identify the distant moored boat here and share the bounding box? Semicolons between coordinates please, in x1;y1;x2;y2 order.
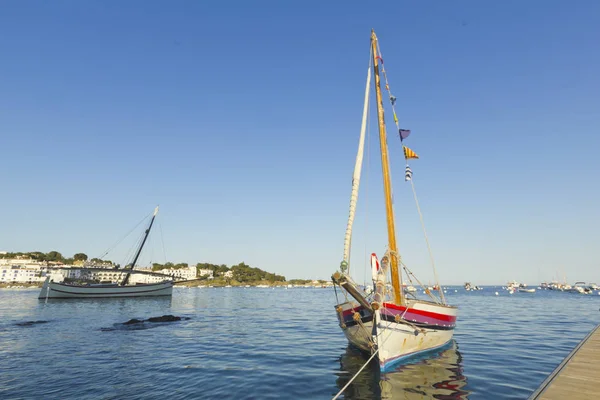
38;207;173;299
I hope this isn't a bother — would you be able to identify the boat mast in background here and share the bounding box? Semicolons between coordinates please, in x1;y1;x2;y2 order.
121;206;159;286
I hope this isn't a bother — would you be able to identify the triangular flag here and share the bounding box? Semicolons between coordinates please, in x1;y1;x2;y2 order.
399;129;411;141
403;146;419;159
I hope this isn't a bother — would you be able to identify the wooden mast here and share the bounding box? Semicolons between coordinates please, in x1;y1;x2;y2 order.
121;206;159;286
370;30;404;305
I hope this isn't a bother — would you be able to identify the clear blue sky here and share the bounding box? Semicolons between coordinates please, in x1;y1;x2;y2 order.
1;1;598;285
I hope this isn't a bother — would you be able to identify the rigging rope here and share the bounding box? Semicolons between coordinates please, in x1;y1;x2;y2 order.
159;221;167;264
375;41;446;304
408;180;446;303
96;211;153;261
124;232;145;268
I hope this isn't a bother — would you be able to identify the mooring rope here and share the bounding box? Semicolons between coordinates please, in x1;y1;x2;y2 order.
332;348;379;400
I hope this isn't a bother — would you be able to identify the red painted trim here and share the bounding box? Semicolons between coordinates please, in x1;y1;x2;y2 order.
383;302;457;323
342;305;365;317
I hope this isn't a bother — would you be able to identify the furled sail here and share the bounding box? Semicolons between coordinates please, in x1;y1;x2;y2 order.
341;63;371;273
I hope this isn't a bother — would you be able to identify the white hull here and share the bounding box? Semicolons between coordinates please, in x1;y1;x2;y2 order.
336;300;457;371
39;278;173;299
518;288;535;293
374;317;454;369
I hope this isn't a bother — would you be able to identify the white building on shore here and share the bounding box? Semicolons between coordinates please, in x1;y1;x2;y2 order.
133;266;197;282
0;258;198;284
0;266;46;283
198;269;214;279
0;258;47;283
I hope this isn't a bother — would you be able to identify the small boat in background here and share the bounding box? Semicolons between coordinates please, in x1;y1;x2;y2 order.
464;282;482;291
518;288;535;293
404;285;417;293
567;282;592;294
517;283;535;293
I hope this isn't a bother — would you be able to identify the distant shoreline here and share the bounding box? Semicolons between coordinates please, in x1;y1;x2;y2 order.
0;282;41;289
0;281;333;289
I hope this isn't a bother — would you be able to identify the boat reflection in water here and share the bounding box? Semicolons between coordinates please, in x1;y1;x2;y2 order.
335;340;469;399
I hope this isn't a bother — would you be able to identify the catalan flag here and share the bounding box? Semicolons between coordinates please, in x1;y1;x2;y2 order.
403;146;419;159
405;165;413;181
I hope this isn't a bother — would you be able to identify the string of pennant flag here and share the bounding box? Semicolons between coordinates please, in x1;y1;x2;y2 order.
375;45;419;182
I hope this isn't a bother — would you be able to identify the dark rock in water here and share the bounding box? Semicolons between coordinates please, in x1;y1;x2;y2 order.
102;316;190;332
15;320;49;327
147;315;187;323
123;318;145;325
117;315;190;327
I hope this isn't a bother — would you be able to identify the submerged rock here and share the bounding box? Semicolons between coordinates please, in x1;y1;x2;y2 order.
100;315;192;331
15;320;49;327
147;315;190;323
123;318;145;325
122;315;190;324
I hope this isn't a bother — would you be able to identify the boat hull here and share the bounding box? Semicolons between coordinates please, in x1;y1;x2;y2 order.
38;279;173;299
335;300;457;371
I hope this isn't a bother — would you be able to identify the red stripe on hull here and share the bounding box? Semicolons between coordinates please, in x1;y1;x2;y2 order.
383;302;457;323
341;306;367;317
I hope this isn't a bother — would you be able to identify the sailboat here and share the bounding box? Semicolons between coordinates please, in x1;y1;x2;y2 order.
331;30;457;371
39;206;173;299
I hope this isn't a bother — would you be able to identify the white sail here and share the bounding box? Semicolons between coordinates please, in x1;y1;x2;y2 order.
341;64;371;272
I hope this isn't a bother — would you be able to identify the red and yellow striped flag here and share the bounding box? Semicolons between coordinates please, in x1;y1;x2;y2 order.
403;146;419;159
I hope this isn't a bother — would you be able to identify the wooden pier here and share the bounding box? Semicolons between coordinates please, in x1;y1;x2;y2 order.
529;324;600;399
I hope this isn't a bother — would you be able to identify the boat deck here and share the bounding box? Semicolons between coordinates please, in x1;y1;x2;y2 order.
529;324;600;399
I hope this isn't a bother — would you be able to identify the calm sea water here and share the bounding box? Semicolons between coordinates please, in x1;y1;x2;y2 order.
0;287;599;399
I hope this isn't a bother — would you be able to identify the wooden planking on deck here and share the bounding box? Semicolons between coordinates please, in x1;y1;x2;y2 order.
529;324;600;399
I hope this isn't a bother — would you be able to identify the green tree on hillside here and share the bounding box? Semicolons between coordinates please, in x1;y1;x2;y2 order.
46;251;63;262
73;253;88;262
29;252;46;261
230;262;285;283
152;263;165;271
